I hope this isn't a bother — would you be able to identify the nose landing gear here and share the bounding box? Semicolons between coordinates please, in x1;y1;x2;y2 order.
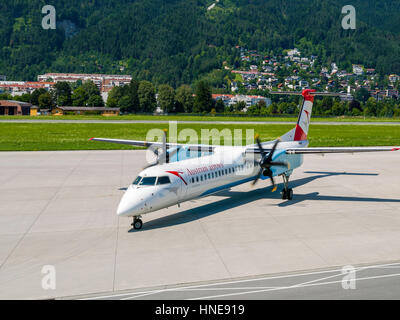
131;216;143;230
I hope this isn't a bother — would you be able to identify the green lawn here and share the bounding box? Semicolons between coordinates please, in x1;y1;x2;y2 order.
1;114;400;122
0;122;399;151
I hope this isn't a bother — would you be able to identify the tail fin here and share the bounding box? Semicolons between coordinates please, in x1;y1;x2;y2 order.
271;90;343;142
293;89;315;141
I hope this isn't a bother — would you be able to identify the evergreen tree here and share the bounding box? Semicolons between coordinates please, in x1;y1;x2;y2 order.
194;81;213;113
158;84;175;113
54;82;72;106
138;80;156;113
71;87;89;106
175;85;194;113
30;88;47;106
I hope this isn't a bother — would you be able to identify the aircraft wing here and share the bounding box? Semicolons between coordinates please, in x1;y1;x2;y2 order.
89;138;215;153
245;146;400;155
285;147;400;154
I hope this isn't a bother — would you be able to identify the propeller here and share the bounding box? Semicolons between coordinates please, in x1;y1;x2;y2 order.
143;129;179;169
252;135;289;192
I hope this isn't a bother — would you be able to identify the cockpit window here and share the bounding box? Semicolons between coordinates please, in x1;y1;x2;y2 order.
139;177;157;186
132;176;142;185
157;176;171;185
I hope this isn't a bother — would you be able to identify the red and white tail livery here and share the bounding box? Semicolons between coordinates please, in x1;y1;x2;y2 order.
294;89;315;141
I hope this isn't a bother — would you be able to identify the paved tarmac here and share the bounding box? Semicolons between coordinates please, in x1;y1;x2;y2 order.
1;150;400;299
77;262;400;300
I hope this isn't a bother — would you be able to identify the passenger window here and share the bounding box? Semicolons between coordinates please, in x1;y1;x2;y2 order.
139;177;156;186
133;176;142;185
196;176;199;182
157;176;171;185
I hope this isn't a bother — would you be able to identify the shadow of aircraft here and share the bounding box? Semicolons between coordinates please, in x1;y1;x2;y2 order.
128;171;400;232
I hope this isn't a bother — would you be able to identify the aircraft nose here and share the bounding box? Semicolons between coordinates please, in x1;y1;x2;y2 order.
117;187;140;216
117;186;150;216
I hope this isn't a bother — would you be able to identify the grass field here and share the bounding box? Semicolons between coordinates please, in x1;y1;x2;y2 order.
2;115;400;122
1;122;400;151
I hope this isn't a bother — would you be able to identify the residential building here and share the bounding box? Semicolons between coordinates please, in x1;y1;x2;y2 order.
212;94;271;110
37;73;132;93
0;81;55;96
352;64;364;76
389;74;400;83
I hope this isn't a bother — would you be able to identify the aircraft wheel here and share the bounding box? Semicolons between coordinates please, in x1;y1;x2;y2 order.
133;218;143;230
287;188;293;200
281;189;287;200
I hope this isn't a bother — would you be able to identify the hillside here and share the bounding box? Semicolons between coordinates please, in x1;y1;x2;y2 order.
1;0;400;86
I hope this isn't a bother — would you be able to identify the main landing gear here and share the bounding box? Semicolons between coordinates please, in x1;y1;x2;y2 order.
131;216;143;230
281;174;293;200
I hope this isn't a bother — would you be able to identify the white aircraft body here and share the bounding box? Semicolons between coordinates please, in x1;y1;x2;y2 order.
91;89;399;229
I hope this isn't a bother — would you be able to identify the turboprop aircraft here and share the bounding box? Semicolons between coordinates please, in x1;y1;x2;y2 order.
91;89;399;229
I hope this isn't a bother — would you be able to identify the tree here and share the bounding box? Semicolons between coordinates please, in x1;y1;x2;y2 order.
138;80;156;113
107;86;124;108
365;97;378;116
175;85;194;113
38;92;54;109
118;95;133;113
70;81;105;107
54;82;72;106
30;88;47;105
215;99;225;113
233;101;246;112
82;81;101;97
126;79;140;113
194;81;213;113
87;95;104;107
355;88;370;104
71;87;89;106
158;84;175;113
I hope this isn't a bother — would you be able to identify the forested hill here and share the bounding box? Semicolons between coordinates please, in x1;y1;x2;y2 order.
1;0;400;86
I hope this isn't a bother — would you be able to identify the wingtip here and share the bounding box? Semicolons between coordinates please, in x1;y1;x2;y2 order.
392;147;400;151
89;137;95;141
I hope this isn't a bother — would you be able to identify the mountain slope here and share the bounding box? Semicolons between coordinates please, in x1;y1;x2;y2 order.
1;0;400;86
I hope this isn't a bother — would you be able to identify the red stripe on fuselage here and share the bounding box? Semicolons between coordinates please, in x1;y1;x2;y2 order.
166;171;187;185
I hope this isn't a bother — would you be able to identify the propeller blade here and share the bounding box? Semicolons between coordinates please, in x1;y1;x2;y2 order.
255;134;265;155
270;176;277;192
266;139;280;163
252;168;263;186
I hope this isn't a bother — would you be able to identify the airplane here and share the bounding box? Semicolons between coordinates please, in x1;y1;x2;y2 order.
90;89;400;230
